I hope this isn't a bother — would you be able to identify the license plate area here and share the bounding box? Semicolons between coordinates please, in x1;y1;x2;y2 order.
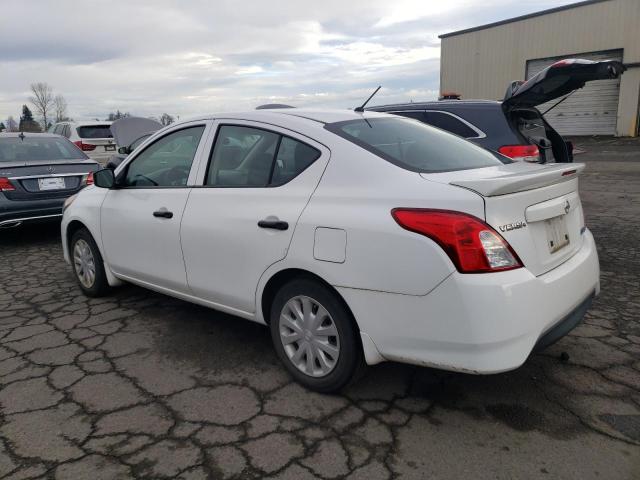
545;215;570;253
38;177;66;191
105;145;115;151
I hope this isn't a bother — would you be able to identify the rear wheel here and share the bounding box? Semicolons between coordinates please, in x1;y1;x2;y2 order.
270;278;363;393
70;228;110;297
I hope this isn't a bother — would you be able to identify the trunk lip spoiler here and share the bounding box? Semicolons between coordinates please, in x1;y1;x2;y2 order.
440;163;585;197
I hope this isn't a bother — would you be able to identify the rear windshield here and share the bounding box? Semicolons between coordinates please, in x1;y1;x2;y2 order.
0;136;88;162
77;125;113;139
325;117;505;173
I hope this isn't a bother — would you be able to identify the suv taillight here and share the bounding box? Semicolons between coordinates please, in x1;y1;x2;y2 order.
73;140;96;151
0;177;15;191
498;145;540;162
391;209;522;273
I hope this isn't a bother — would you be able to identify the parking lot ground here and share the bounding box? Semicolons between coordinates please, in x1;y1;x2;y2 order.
0;138;639;479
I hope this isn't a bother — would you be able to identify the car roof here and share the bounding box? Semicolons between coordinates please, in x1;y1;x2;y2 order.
69;121;113;126
177;108;392;127
369;100;502;110
0;132;63;138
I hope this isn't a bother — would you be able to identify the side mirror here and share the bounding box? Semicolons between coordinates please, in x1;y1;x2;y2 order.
93;168;116;188
117;146;129;155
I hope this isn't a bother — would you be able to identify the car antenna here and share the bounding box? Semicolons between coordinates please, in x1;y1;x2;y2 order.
354;86;381;113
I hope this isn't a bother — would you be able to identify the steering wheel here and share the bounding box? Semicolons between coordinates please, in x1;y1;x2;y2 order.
164;165;190;186
133;173;158;186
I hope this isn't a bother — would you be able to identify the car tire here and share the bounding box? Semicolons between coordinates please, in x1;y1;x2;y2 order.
270;277;363;393
70;228;111;297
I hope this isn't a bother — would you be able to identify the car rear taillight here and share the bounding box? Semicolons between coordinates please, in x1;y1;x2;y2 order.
391;209;523;273
498;145;540;162
0;177;15;191
73;140;96;151
85;172;94;186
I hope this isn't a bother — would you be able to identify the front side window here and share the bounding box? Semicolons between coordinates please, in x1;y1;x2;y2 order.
130;134;151;151
325;117;503;173
122;126;205;187
206;125;320;187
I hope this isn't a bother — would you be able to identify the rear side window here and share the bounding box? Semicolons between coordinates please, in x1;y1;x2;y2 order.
271;137;319;186
325;117;503;173
423;111;479;138
77;125;113;139
206;125;320;187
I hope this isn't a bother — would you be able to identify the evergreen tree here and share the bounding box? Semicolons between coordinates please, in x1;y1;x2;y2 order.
21;105;34;122
19;105;41;132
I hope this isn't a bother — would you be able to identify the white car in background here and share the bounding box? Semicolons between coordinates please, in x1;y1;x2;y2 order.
60;109;599;392
50;121;116;164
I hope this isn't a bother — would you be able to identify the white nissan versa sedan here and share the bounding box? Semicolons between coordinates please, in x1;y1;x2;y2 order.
61;109;599;392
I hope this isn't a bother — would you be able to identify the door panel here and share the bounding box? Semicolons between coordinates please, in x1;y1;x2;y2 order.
100;122;210;292
101;189;191;291
181;122;329;313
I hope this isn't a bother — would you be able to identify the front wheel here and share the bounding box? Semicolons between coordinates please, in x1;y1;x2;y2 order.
270;278;363;393
70;228;111;297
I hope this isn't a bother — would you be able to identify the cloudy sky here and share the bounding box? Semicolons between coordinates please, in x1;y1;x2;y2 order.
1;0;576;123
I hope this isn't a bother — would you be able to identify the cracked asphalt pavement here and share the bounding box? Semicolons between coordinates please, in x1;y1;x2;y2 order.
1;143;639;479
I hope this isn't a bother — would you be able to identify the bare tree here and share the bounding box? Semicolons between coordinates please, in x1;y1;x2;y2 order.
106;110;130;121
6;116;18;132
54;94;69;122
29;82;54;130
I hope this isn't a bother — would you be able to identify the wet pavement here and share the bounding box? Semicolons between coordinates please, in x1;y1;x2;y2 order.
0;142;639;479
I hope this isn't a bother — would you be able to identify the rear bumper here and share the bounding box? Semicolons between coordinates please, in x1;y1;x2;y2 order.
338;229;600;373
532;293;593;352
0;194;66;227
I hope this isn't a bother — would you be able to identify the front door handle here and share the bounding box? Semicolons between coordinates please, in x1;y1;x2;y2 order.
258;219;288;231
153;209;173;219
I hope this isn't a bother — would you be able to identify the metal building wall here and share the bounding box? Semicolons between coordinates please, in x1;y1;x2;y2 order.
439;0;640;136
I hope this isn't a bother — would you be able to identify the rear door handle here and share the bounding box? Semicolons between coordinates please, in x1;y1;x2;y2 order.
153;209;173;219
258;219;289;231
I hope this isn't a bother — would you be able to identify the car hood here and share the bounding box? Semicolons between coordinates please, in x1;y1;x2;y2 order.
503;58;625;109
110;116;162;147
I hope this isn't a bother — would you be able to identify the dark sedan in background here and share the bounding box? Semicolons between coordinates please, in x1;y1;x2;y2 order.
0;133;99;228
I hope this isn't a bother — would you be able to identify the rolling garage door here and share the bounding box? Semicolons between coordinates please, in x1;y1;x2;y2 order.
525;50;623;135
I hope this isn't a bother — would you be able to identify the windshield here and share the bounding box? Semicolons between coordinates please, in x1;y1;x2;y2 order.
0;136;88;162
325;117;506;173
77;125;113;139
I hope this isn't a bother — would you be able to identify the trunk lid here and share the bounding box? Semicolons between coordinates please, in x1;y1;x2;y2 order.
110;116;162;148
0;160;99;200
503;58;625;110
421;162;586;276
